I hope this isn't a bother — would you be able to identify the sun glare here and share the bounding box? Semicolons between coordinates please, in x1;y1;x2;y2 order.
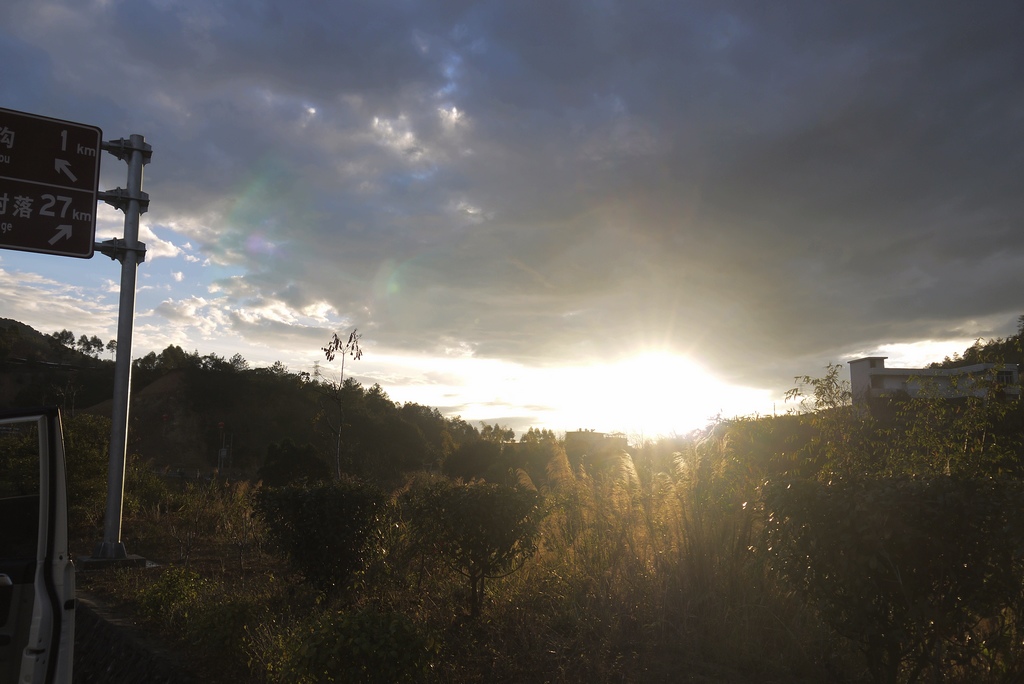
361;350;772;439
544;351;754;437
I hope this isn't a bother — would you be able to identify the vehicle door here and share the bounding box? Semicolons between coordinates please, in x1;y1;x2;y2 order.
0;407;74;684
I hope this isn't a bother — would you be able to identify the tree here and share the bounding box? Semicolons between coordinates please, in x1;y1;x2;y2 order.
228;353;250;372
258;439;329;487
890;371;1017;477
321;329;364;480
199;352;230;371
134;351;157;372
0;326;18;362
784;363;870;475
520;427;556;444
443;439;503;481
405;480;544;616
106;339;117;360
512;429;566;488
50;329;75;349
157;344;192;370
785;362;852;413
480;422;515;443
88;335;104;357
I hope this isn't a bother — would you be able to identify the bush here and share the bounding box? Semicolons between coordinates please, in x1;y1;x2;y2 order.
131;566;260;675
135;566;211;631
63;413;113;537
258;478;385;593
278;606;435;683
405;480;544;616
763;475;1024;683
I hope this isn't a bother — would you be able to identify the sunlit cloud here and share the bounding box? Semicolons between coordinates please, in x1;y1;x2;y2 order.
372;115;424;160
300;300;336;322
153;295;211;322
139;225;183;260
0;268;117;336
439;106;466;130
300;105;317;128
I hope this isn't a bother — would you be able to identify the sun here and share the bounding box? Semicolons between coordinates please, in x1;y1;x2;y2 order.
539;351;761;438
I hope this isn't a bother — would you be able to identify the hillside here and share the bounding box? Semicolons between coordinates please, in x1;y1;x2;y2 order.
7;315;1022;481
0;319;481;481
0;318;114;411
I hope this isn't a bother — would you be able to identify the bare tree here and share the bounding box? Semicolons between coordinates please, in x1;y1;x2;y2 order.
321;329;364;480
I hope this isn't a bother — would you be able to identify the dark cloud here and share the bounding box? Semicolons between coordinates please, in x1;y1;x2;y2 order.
2;0;1022;398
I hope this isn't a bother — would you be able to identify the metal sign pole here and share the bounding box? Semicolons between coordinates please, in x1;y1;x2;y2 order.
93;134;150;559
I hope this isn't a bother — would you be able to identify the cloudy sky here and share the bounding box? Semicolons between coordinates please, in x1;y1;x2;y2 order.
1;1;1022;436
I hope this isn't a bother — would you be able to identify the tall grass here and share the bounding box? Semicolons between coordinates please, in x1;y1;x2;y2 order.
472;436;847;682
91;434;855;682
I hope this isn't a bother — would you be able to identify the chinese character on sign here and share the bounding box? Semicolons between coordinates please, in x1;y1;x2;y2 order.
12;196;32;219
0;193;7;215
0;127;13;149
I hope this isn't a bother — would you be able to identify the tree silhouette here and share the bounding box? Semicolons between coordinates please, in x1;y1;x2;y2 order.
321;328;364;480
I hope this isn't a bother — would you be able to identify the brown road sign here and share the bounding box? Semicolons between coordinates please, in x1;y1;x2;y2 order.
0;108;102;258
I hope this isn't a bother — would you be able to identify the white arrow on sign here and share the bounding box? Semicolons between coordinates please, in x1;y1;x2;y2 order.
48;224;72;245
54;159;78;182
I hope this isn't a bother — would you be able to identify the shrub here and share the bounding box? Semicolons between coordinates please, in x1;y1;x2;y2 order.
405;480;544;616
135;566;211;631
258;478;385;593
123;455;172;520
62;413;113;537
132;566;261;675
278;606;435;683
763;475;1024;683
169;478;223;566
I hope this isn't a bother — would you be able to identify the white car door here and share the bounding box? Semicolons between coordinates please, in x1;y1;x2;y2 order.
0;408;74;684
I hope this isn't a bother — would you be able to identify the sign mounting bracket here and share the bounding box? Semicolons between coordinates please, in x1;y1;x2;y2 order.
94;237;147;263
98;187;150;214
102;137;153;164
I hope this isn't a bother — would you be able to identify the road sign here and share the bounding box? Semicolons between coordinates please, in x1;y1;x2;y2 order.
0;108;102;258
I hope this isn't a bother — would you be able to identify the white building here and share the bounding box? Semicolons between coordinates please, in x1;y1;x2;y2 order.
848;357;1020;405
